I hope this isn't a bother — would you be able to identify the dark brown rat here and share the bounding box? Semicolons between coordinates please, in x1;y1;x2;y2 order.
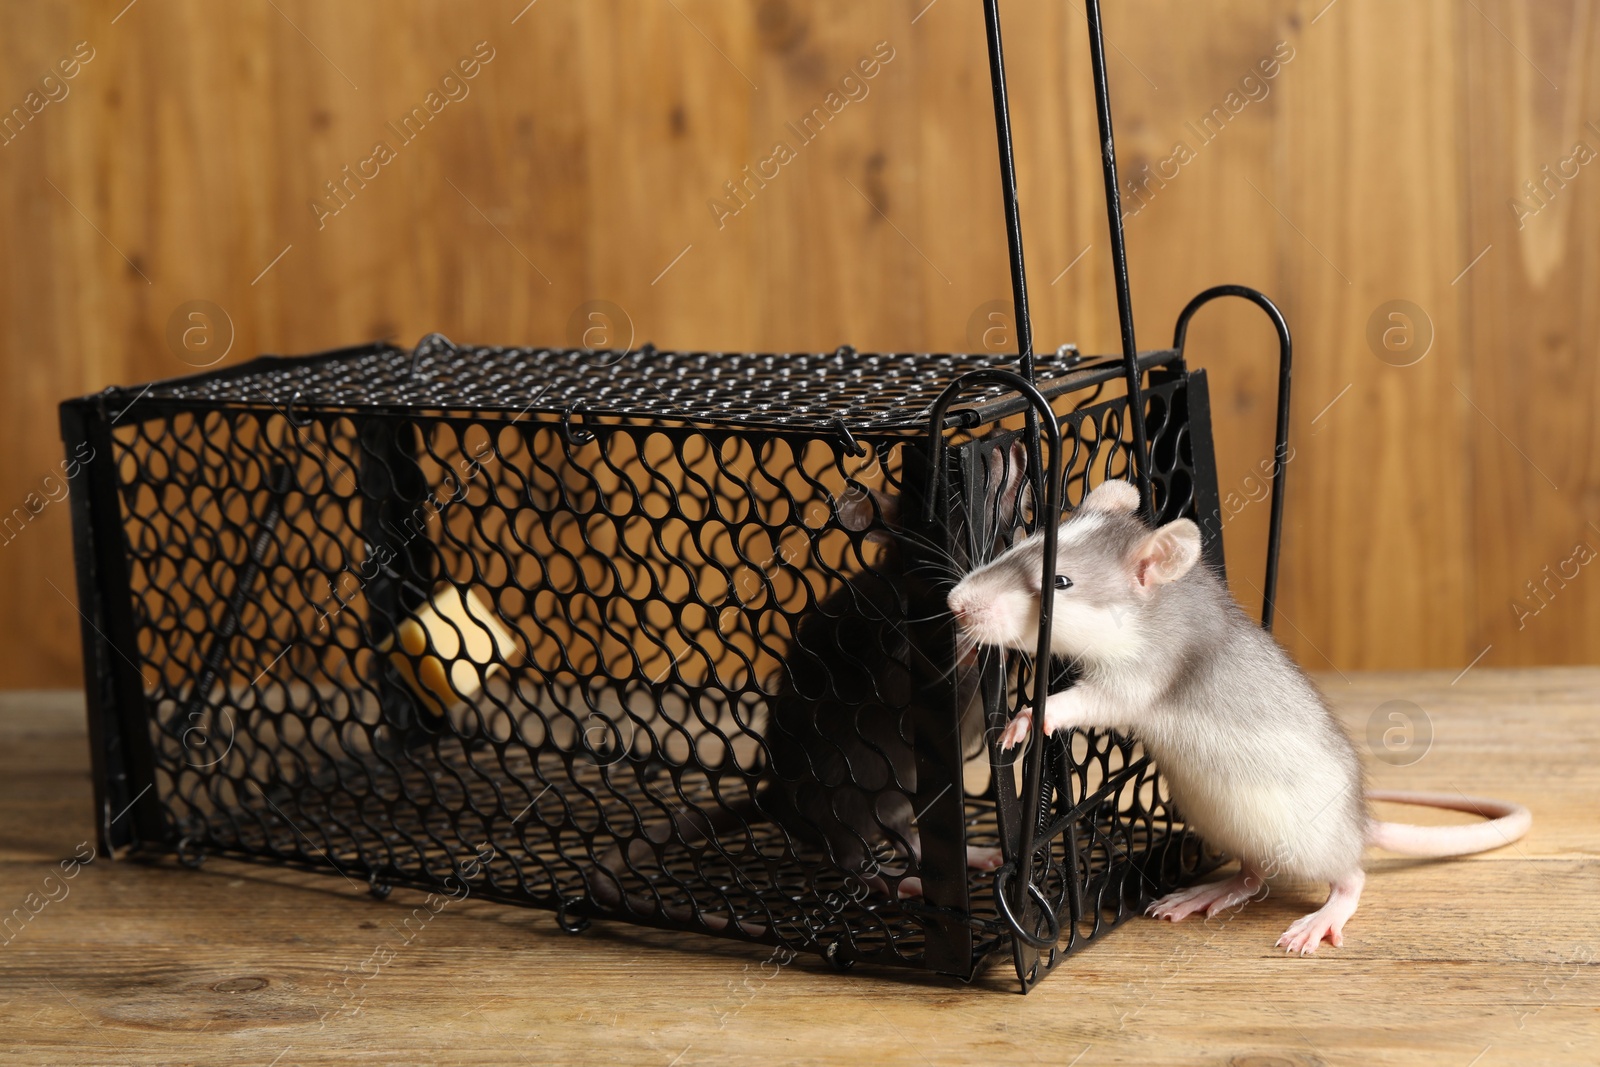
587;438;1028;927
757;438;1031;896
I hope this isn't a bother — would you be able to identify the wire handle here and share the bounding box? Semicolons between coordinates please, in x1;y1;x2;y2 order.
924;368;1063;949
979;0;1053;527
980;0;1036;384
1172;285;1294;631
1084;0;1153;524
978;0;1154;523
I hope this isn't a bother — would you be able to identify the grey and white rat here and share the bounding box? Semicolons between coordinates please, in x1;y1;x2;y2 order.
946;479;1531;953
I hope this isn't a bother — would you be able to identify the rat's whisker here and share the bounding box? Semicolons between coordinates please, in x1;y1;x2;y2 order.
885;527;966;570
901;610;956;624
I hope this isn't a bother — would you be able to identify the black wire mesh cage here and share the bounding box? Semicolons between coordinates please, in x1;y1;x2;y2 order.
60;331;1270;990
57;2;1293;992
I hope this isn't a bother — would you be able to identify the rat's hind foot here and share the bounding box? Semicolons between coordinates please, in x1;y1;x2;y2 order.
1147;864;1267;922
895;847;1004;900
966;845;1003;871
1276;870;1365;955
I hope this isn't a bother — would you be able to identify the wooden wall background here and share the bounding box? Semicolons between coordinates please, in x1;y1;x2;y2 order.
1;0;1596;687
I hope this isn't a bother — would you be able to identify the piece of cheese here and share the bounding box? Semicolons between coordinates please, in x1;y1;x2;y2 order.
384;584;517;716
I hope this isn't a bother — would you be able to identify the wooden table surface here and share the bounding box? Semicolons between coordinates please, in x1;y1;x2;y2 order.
1;670;1595;1066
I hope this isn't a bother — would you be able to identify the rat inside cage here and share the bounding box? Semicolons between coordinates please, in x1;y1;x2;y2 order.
59;0;1293;992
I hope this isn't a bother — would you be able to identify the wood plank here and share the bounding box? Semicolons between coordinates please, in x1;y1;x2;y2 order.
0;671;1593;1064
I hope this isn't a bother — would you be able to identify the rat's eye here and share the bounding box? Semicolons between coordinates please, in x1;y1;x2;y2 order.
1054;574;1074;591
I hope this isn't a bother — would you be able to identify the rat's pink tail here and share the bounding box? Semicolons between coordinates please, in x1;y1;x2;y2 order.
1366;790;1531;858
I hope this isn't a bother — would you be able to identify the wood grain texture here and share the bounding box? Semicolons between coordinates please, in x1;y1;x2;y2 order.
0;671;1594;1065
2;0;1598;688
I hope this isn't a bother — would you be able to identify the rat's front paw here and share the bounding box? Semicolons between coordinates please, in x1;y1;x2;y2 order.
997;711;1034;750
1040;689;1086;735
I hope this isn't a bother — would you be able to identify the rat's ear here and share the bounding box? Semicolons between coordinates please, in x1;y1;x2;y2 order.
1083;479;1141;514
1129;518;1200;590
987;439;1031;523
837;486;898;542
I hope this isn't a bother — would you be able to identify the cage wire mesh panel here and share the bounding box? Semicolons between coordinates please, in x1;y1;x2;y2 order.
62;341;1222;985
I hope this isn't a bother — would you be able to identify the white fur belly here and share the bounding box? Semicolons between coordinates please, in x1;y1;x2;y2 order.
1157;760;1361;882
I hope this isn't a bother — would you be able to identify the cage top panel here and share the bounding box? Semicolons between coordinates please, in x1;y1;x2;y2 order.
125;340;1180;434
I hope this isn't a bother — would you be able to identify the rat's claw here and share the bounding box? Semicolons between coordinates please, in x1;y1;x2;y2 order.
997;713;1033;751
1274;873;1361;955
1146;868;1262;923
1276;915;1331;955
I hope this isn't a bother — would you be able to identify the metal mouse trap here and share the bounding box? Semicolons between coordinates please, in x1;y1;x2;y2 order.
60;1;1290;992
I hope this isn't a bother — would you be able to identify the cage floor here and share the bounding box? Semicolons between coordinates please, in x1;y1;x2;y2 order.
172;733;1195;973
